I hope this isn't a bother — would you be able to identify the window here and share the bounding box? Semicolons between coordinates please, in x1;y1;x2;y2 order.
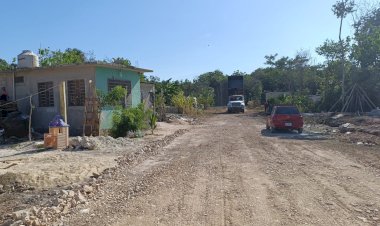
15;76;24;84
108;79;131;94
38;82;54;107
275;106;300;115
67;79;85;106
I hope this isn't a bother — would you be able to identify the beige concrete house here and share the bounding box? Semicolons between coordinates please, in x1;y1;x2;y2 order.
0;59;152;135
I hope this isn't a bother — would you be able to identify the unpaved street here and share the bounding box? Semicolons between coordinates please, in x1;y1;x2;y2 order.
64;112;380;226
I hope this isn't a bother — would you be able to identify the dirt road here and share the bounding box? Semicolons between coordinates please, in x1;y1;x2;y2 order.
64;112;380;226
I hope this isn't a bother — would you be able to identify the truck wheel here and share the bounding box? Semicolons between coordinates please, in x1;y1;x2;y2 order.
298;128;303;134
270;126;276;133
266;125;270;130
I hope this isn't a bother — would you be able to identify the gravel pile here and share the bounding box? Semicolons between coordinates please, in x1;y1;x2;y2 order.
68;136;136;150
1;129;189;226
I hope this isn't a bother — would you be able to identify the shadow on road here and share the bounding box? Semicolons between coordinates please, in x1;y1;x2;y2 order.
260;129;328;140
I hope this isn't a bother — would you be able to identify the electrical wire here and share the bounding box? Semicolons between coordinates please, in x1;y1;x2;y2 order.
0;84;60;108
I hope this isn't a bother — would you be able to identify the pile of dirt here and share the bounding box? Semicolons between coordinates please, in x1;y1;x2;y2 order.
303;113;380;146
68;136;135;150
0;129;189;226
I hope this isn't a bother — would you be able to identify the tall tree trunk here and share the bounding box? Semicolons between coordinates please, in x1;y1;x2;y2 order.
339;16;346;108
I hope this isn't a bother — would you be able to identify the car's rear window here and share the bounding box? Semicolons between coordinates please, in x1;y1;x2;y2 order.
275;107;300;115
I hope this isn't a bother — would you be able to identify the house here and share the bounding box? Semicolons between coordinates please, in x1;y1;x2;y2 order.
140;82;155;109
0;53;153;136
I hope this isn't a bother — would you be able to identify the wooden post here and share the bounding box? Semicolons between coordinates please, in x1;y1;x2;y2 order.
59;81;67;123
29;96;32;141
59;81;69;146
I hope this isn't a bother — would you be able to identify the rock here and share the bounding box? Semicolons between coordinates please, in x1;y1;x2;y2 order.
354;208;363;213
357;216;368;222
83;185;93;193
61;190;68;196
92;172;100;178
373;217;379;221
68;190;75;198
51;198;64;206
9;220;23;226
62;203;71;214
30;206;39;216
1;220;14;226
69;136;82;149
31;219;41;226
339;123;356;133
70;199;77;207
357;142;364;145
51;206;62;214
74;191;87;204
12;209;30;221
342;122;351;127
81;137;97;150
80;209;90;214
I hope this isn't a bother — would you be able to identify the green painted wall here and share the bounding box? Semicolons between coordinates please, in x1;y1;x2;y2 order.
95;66;141;107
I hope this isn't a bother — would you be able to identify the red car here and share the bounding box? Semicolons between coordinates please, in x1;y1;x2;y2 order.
266;105;303;133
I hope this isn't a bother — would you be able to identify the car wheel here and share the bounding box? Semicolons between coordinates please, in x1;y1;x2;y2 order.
298;128;303;134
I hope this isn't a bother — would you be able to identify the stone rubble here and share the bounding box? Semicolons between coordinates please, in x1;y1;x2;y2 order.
2;129;188;226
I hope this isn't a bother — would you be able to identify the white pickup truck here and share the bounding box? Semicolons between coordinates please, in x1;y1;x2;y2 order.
227;95;245;113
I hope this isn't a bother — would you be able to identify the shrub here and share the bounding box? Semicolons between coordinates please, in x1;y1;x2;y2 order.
268;94;316;112
149;113;158;134
197;87;214;109
97;86;127;108
172;91;195;114
110;103;151;138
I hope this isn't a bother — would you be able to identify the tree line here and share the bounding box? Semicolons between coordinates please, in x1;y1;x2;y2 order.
150;0;380;112
0;47;132;70
1;0;379;112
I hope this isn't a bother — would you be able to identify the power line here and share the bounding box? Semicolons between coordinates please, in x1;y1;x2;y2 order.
0;84;60;108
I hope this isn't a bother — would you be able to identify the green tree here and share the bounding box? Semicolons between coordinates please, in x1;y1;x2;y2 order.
38;48;86;66
0;59;10;71
194;70;227;106
332;0;356;102
197;87;215;109
111;57;131;66
351;6;380;106
352;7;380;68
98;86;127;108
155;78;181;105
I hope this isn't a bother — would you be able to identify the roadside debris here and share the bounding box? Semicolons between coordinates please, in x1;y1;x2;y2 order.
0;128;189;226
166;114;197;125
303;112;380;146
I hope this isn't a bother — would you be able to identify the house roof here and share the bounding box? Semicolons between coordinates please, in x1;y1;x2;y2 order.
0;62;153;74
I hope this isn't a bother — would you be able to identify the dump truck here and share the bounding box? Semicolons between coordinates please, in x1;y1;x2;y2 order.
227;76;245;113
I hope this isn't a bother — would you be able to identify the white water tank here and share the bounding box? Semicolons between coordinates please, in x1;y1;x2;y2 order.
17;50;39;68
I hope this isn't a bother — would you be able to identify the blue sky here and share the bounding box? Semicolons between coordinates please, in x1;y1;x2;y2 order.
0;0;369;80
